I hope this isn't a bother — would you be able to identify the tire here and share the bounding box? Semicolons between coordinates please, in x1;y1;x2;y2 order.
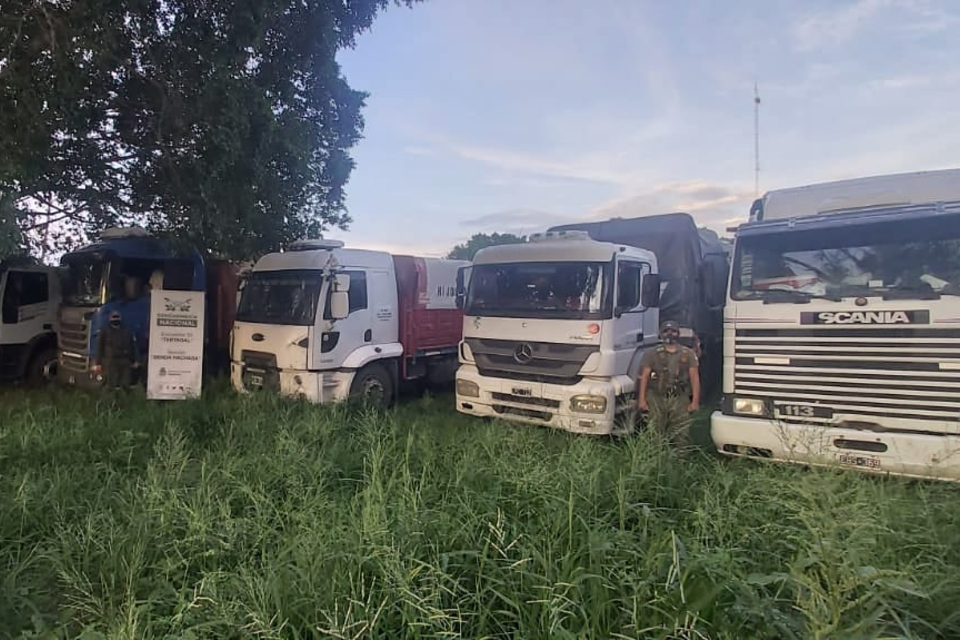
26;347;58;385
349;363;394;410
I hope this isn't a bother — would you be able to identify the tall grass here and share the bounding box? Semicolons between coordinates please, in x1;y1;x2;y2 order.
1;384;959;639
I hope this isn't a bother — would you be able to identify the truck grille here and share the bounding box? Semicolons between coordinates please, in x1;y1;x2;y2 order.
240;350;280;391
465;338;598;385
491;392;561;409
58;319;90;372
734;327;960;429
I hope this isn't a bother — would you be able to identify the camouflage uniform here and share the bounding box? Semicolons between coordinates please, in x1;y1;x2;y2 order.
639;340;700;448
95;318;139;389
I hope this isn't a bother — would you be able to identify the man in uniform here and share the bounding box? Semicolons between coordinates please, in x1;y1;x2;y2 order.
91;310;139;389
637;320;701;447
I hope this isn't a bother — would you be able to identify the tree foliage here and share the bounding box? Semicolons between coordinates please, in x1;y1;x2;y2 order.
447;233;526;261
0;195;28;260
0;0;416;259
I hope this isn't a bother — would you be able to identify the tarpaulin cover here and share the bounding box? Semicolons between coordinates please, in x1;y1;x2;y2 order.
549;213;729;334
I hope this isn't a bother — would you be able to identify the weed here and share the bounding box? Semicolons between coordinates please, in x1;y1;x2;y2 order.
0;387;958;638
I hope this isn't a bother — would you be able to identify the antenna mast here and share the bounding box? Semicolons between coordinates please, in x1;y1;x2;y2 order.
754;82;761;197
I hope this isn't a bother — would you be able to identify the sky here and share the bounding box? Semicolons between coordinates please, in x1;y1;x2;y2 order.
336;0;960;257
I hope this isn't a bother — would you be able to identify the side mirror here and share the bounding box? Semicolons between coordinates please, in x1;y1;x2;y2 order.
334;273;350;292
641;273;661;308
330;291;350;320
701;258;727;309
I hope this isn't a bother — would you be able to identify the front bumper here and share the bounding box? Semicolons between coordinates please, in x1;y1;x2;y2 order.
455;365;636;435
58;360;104;390
711;411;960;482
230;361;356;404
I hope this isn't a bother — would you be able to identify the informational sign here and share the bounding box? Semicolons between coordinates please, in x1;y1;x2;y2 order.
147;290;205;400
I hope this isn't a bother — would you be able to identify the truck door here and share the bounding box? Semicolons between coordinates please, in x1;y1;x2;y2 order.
613;260;651;351
313;270;373;369
1;269;53;346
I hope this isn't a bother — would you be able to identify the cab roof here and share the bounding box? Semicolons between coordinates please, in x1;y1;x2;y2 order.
755;168;960;222
473;238;656;266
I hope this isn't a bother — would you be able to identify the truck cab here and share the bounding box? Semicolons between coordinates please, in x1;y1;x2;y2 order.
711;168;960;481
232;239;465;406
57;227;206;389
455;231;661;434
0;262;60;383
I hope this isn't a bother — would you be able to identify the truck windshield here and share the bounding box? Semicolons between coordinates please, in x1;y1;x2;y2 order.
465;261;611;319
733;215;960;301
236;269;322;326
61;258;106;306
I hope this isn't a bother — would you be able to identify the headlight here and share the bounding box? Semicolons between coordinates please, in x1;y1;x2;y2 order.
456;379;480;398
733;397;766;417
571;394;607;414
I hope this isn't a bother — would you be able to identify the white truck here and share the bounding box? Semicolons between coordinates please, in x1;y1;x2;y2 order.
0;261;60;383
231;239;467;407
711;168;960;481
454;230;663;434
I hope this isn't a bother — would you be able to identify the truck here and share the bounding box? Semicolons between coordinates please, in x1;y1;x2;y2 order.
710;168;960;481
57;227;238;389
231;239;466;407
548;213;730;396
454;228;665;434
0;260;60;383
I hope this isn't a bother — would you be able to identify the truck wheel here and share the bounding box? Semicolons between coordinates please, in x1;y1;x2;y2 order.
27;347;58;385
349;363;394;410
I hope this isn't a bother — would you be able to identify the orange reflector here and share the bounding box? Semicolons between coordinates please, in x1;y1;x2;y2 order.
588;323;600;334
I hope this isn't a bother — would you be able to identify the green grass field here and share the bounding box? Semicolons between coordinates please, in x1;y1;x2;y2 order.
2;385;959;639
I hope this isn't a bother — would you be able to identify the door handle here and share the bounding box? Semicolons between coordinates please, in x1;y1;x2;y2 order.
363;329;372;342
43;323;53;330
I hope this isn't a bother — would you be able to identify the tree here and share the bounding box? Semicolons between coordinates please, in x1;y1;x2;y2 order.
0;0;417;259
447;233;526;261
0;195;28;260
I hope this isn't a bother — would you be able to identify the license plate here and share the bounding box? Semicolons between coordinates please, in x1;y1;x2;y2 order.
777;404;833;419
837;453;881;470
249;374;263;387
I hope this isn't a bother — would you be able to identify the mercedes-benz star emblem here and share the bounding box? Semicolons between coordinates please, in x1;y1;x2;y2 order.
514;342;534;364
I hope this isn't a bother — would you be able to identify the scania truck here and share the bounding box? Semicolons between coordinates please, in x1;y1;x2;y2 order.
711;168;960;481
57;227;238;389
231;239;466;407
454;229;664;434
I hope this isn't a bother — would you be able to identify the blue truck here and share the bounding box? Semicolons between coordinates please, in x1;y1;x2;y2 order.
56;227;210;389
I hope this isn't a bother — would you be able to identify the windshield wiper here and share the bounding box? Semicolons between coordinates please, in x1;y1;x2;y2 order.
881;285;940;301
761;290;841;304
830;283;943;301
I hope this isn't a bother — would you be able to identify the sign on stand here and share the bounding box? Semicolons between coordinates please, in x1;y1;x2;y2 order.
147;290;205;400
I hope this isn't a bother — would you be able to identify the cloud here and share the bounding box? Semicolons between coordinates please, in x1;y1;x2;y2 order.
793;0;959;52
403;146;437;157
460;208;574;234
794;0;888;52
590;181;756;233
448;144;634;186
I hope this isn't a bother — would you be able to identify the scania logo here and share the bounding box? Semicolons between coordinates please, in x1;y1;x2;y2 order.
817;311;912;325
801;310;929;325
513;342;534;364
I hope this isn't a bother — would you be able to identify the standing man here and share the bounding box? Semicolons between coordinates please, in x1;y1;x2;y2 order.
637;321;701;446
92;310;139;389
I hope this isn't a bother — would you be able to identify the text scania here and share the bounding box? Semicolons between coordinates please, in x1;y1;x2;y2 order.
819;311;911;325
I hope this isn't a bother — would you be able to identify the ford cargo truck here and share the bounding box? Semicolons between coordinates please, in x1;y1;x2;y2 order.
231;239;467;407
